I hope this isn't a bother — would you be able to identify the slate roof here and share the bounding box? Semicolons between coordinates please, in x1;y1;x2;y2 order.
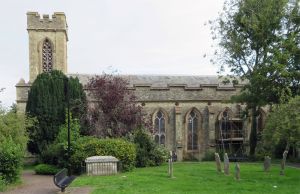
67;74;246;89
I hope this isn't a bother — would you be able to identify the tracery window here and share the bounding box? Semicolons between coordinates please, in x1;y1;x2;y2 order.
187;110;198;150
42;39;53;73
154;111;166;145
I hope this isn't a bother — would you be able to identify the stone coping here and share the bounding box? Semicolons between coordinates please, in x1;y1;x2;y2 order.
85;156;119;163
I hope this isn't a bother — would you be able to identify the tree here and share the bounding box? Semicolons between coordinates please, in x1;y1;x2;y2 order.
263;96;300;157
26;70;86;153
86;74;146;137
212;0;300;156
0;103;33;185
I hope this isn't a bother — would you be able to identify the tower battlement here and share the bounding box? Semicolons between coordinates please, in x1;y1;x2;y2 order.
27;12;68;34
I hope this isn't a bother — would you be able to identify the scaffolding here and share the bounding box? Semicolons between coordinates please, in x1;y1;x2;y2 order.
216;111;247;160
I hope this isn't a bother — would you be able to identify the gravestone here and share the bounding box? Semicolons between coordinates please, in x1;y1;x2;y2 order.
215;153;222;173
224;153;230;175
263;156;271;172
168;151;173;178
235;163;240;180
280;150;288;175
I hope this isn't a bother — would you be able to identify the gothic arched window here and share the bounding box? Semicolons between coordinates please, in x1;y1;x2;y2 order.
187;110;198;150
154;110;166;145
42;39;53;73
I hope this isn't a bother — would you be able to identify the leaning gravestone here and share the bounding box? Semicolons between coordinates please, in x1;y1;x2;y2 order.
263;156;271;172
215;153;222;173
168;151;173;178
235;163;240;180
224;153;230;175
280;150;288;175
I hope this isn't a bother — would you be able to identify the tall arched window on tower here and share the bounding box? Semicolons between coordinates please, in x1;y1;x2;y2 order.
42;39;53;73
154;110;166;145
187;110;198;150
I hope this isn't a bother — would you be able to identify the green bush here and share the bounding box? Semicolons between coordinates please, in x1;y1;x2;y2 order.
0;176;6;192
71;137;136;174
34;164;60;175
202;150;215;161
0;137;23;184
39;115;81;168
134;128;168;167
0;106;31;187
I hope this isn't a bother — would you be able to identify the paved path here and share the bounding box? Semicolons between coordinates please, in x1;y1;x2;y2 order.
2;170;91;194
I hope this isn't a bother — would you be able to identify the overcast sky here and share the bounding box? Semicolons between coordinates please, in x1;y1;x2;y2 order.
0;0;224;108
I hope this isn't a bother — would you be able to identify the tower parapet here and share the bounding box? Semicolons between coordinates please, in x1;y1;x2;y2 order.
27;12;68;40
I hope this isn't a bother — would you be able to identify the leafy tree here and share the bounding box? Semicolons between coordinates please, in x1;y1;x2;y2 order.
0;103;33;185
26;70;86;154
263;96;300;157
0;88;4;104
212;0;300;155
86;74;147;137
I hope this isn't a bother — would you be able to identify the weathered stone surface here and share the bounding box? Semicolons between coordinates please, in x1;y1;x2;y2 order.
215;153;222;173
85;156;118;176
263;156;271;172
168;151;174;178
280;150;288;175
235;163;240;180
224;153;230;175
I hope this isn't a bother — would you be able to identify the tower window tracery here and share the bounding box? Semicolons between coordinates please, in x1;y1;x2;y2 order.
42;39;53;73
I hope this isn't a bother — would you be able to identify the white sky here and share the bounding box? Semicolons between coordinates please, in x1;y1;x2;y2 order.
0;0;224;108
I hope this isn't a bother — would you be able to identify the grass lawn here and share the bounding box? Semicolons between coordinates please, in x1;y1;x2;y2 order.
72;162;300;194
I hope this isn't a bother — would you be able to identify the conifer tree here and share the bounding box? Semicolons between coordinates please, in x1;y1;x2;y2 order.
26;70;86;153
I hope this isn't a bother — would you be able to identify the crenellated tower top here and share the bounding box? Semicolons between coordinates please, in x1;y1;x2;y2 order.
27;12;68;40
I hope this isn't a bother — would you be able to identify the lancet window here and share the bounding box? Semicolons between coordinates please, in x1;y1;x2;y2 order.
187;110;198;150
154;110;166;145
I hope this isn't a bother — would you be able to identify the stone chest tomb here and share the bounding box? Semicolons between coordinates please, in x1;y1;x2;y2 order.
85;156;119;176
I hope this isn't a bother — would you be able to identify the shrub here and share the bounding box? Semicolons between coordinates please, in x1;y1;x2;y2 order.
39;143;65;167
0;176;6;192
71;137;136;174
35;164;60;175
202;150;215;161
134;128;168;167
0;137;23;184
39;115;81;168
0;106;31;187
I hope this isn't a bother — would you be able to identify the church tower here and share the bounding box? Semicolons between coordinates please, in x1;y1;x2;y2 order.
27;12;68;82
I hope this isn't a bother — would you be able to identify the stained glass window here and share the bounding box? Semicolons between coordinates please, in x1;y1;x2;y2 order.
42;39;53;73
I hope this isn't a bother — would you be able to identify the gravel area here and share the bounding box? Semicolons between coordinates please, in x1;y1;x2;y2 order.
1;170;91;194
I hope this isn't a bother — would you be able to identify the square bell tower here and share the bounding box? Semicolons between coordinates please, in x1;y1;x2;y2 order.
27;12;68;82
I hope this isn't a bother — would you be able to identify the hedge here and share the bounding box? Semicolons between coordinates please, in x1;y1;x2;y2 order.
70;137;136;174
35;164;60;175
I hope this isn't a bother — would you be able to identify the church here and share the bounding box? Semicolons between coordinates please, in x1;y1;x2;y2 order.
16;12;267;161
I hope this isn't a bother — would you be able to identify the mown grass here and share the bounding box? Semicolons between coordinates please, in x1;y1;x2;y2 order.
72;162;300;194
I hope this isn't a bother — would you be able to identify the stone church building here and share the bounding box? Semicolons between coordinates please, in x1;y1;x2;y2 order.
16;12;267;161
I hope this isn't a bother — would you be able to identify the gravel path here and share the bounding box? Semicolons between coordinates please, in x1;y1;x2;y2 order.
2;170;91;194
